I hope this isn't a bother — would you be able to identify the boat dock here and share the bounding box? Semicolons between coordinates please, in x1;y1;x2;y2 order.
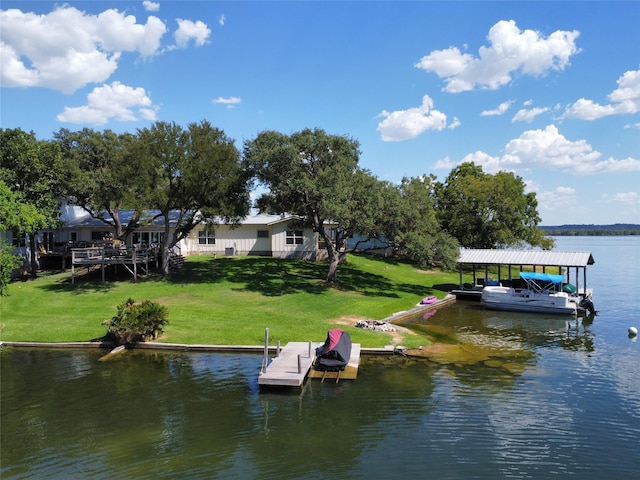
258;341;321;387
307;343;361;382
257;337;362;387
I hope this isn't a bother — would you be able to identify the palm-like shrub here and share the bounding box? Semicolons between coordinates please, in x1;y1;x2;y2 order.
103;298;169;345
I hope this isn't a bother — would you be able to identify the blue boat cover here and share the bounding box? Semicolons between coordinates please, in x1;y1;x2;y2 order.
519;272;565;284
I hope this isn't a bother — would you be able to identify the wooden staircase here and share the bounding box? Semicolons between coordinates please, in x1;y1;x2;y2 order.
168;252;186;271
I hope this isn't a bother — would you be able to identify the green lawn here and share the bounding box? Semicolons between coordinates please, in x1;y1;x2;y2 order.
0;254;467;348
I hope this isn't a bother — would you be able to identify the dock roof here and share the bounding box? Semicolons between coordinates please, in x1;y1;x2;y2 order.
457;249;594;267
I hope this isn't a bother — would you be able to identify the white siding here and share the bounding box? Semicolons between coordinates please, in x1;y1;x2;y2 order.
271;223;318;260
188;224;273;256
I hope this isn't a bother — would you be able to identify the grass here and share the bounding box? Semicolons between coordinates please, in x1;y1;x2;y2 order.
0;254;468;348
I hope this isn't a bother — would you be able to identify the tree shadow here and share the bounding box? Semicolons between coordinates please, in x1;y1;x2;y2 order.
36;265;165;294
33;255;436;300
432;282;460;293
168;256;424;298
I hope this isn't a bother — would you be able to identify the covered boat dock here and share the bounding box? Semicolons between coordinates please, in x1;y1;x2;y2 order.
452;249;595;301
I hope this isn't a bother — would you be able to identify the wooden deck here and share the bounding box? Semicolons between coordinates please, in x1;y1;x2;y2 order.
258;341;362;387
70;246;156;283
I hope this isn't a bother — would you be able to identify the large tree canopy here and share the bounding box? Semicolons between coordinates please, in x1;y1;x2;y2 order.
0;128;67;277
54;128;145;241
135;120;252;274
435;162;553;249
381;176;459;270
0;180;47;293
244;128;383;284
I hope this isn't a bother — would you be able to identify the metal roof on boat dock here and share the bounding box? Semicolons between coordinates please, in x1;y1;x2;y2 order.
457;249;594;267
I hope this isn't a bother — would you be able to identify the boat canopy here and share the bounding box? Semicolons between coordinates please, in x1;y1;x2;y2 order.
520;272;565;284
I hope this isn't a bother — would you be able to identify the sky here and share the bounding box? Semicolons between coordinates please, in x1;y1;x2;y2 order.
1;1;639;226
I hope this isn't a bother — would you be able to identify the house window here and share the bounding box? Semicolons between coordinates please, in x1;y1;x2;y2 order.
42;232;54;251
133;232;149;244
198;230;216;245
92;231;110;241
150;232;164;244
286;230;304;245
257;230;269;238
12;233;26;248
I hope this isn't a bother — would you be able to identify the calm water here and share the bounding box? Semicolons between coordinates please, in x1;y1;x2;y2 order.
2;237;639;479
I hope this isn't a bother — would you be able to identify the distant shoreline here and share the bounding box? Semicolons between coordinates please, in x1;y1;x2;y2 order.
540;224;640;236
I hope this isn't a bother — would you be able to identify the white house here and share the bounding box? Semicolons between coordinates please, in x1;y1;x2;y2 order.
36;207;331;263
185;213;329;260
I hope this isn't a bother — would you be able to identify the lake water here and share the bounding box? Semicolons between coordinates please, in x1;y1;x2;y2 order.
2;237;639;479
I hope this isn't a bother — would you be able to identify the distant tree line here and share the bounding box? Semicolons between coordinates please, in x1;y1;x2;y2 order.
541;224;640;236
1;124;551;288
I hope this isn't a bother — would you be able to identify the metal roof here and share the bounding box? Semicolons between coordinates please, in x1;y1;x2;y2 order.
457;249;594;267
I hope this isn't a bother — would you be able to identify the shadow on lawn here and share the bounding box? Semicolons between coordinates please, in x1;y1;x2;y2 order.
34;256;434;299
169;256;425;298
37;265;165;294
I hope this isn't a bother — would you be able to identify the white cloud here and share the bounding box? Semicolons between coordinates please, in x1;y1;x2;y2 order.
505;124;600;170
536;185;580;213
415;20;580;93
607;192;639;204
437;124;640;175
213;96;241;108
512;106;549;123
0;5;167;93
174;19;211;48
448;117;461;129
433;157;455;170
376;95;448;141
56;81;158;125
219;14;226;26
563;69;640;120
143;1;160;12
481;100;513;116
458;150;507;173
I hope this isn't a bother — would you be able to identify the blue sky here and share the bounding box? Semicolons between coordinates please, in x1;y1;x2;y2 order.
1;1;639;226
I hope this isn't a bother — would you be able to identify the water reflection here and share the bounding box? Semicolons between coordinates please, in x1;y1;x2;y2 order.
396;301;595;373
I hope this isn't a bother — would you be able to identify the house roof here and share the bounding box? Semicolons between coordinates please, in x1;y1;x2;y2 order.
64;209;182;228
61;207;299;229
457;249;594;267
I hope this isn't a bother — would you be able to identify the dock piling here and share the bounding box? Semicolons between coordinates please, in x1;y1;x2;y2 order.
261;328;269;373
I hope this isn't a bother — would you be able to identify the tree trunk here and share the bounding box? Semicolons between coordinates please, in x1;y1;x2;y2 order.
322;229;348;285
28;233;38;279
160;220;173;275
161;244;170;275
326;247;339;284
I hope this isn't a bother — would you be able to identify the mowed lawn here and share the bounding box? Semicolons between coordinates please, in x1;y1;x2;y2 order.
0;254;465;348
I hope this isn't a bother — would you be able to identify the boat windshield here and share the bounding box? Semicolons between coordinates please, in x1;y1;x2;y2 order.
519;272;566;293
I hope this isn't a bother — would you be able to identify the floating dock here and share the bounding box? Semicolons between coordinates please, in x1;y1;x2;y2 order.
258;339;362;387
258;341;321;387
307;343;361;382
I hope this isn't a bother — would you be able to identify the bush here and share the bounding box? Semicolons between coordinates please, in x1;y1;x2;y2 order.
0;240;22;296
103;298;169;345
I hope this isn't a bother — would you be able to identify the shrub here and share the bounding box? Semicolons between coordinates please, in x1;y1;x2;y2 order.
0;240;22;296
103;298;169;345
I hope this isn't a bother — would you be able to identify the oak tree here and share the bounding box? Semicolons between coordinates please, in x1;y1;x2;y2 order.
435;162;553;249
135;120;251;274
0;129;67;277
245;128;384;284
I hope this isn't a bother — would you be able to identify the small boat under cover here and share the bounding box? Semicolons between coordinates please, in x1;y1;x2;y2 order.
315;329;352;372
481;272;578;315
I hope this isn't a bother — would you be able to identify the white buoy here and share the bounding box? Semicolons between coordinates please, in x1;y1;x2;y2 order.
629;326;638;337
